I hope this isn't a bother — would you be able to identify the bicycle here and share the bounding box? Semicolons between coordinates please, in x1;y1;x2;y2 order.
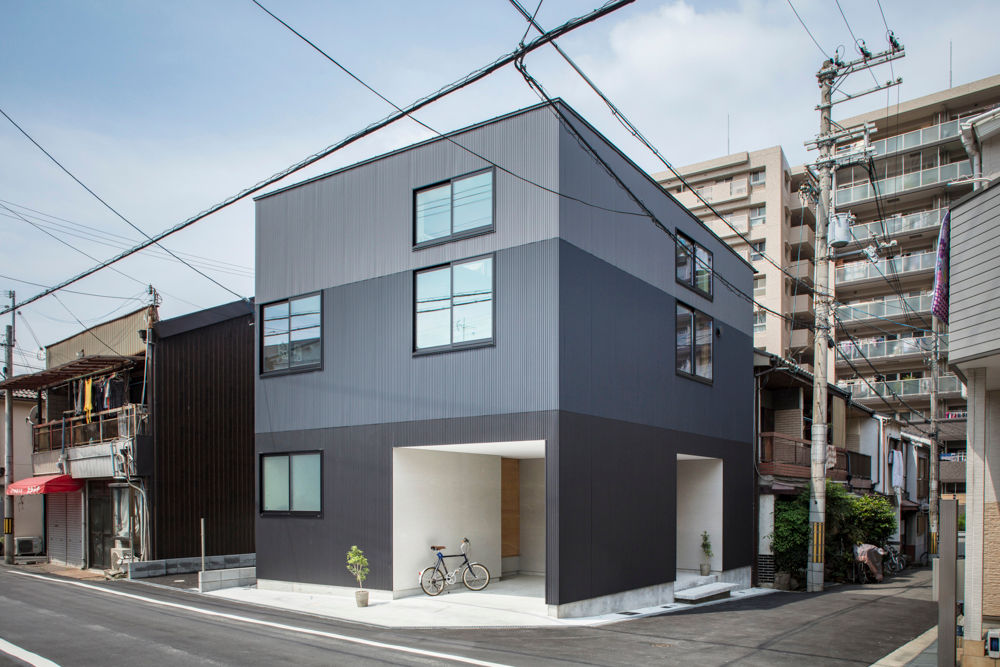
882;542;907;575
418;538;490;596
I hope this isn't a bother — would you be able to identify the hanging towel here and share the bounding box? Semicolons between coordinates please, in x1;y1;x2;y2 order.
891;449;904;489
84;378;93;424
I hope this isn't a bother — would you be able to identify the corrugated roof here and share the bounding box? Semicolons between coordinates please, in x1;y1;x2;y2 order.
0;355;139;392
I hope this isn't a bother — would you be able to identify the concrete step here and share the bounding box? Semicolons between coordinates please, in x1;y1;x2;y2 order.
674;573;718;593
673;582;738;604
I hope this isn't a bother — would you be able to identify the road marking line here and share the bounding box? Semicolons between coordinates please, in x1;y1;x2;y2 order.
8;570;509;667
0;637;61;667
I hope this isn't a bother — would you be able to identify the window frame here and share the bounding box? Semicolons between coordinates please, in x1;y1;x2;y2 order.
750;170;766;186
750;240;766;262
413;167;496;249
259;291;324;377
676;301;714;385
413;253;497;355
259;450;323;518
674;231;714;300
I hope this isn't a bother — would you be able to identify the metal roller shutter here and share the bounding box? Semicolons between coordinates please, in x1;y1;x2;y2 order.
45;492;85;568
66;492;84;568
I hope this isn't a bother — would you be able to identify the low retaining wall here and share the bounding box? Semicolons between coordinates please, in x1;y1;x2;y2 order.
199;566;256;592
126;553;255;579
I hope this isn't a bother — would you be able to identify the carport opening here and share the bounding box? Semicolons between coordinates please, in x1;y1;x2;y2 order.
676;454;723;586
392;441;545;600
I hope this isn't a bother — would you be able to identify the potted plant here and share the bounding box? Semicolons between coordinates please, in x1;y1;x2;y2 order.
700;531;713;576
346;545;370;607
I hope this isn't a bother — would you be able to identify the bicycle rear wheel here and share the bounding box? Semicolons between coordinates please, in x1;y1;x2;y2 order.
463;563;490;591
420;567;446;596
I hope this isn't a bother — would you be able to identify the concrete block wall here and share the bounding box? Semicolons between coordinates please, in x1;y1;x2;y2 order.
199;566;257;592
127;553;255;579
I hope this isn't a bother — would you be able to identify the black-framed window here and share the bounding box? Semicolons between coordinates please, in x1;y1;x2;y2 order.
750;240;766;262
415;255;494;351
261;293;322;374
260;451;322;516
675;232;713;297
676;302;713;382
414;169;494;246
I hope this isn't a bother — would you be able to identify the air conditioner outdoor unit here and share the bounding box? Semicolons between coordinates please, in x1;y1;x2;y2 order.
15;536;43;556
110;547;133;574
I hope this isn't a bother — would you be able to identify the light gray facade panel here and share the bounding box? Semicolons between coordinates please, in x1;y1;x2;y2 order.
554;105;753;335
256;107;560;303
256;241;559;433
950;184;1000;365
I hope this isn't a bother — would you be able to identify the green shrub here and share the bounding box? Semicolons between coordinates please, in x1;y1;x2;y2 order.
851;493;896;544
346;545;369;588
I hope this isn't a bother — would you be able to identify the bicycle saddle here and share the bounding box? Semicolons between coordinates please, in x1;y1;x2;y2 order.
430;545;446;551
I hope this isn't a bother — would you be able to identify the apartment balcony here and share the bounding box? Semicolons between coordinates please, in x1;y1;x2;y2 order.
835;250;936;287
869;118;961;158
711;213;749;239
790;294;814;317
32;404;147;479
939;454;966;484
846;208;947;248
836;293;932;327
839;374;964;407
759;432;871;484
787;259;814;287
835;161;972;207
790;328;813;351
675;177;749;210
835;334;946;368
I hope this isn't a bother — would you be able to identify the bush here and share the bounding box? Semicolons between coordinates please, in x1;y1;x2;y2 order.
772;491;809;575
346;546;369;588
851;494;896;545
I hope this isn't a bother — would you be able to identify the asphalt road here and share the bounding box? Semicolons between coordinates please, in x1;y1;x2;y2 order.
0;566;935;666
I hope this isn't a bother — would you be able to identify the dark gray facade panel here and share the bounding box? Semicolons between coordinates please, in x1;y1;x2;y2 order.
255;411;558;591
950;184;1000;364
255;241;559;434
553;412;752;606
559;240;753;444
554;105;753;334
255;107;560;303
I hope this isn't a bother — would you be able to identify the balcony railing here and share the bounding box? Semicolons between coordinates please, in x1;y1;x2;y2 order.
836;251;936;284
837;334;947;362
839;374;963;401
848;208;947;245
836;293;932;323
759;432;871;481
33;404;147;453
835;161;972;206
870;119;961;158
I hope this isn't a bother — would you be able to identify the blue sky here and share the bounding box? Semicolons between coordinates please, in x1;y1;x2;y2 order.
3;0;1000;372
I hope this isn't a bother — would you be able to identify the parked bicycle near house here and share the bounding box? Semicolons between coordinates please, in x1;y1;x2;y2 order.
419;538;490;595
882;542;907;575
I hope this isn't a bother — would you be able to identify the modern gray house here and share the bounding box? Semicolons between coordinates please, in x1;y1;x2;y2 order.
253;100;754;617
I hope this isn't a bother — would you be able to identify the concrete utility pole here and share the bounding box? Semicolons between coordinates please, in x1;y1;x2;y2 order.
4;291;14;564
807;43;905;593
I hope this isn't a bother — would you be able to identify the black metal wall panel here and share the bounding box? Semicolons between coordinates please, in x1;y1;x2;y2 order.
151;307;255;559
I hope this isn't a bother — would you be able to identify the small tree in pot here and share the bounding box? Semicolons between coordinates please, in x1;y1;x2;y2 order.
700;531;714;576
347;545;370;607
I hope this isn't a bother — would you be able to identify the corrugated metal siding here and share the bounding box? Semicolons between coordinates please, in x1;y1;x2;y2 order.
555;106;753;335
46;308;152;367
255;106;560;303
256;240;559;434
950;184;1000;364
151;311;255;559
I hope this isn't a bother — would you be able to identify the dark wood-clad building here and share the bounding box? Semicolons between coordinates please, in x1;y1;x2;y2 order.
150;299;255;560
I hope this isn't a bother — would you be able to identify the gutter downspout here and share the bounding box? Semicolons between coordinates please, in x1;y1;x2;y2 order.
960;121;982;191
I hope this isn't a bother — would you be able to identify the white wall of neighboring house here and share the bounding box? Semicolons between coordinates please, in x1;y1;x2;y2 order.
1;396;44;543
392;448;501;595
676;457;723;572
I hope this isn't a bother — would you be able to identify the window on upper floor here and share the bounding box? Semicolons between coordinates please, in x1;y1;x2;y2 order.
414;169;494;246
750;205;767;227
750;240;766;262
260;451;322;516
675;232;713;298
415;255;494;352
750;170;766;186
754;275;766;297
261;293;322;375
676;302;713;382
753;310;766;333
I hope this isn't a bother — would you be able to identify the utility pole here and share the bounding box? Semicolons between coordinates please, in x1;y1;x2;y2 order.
806;42;905;593
4;291;14;564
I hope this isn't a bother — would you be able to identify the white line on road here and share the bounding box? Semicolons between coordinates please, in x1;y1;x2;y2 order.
7;570;510;667
0;636;61;667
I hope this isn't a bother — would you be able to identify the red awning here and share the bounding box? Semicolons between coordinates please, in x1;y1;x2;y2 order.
5;474;83;496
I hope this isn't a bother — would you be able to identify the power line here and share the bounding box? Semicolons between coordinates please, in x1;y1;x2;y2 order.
51;293;140;361
0;107;246;301
0;273;140;301
2;0;633;316
833;0;879;86
785;0;831;59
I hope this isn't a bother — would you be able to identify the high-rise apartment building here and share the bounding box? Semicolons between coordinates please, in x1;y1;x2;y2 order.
657;73;1000;485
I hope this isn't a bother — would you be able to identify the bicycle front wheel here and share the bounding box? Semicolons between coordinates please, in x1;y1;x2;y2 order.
463;563;490;591
420;567;446;596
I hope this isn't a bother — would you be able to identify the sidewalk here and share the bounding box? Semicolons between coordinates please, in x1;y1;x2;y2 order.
870;626;938;666
137;572;777;628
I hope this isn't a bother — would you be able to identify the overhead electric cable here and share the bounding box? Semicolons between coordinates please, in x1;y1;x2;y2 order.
785;0;832;59
2;0;632;316
0;273;139;300
51;293;136;360
0;107;245;300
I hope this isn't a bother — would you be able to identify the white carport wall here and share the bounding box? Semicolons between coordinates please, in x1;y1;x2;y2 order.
391;440;545;598
676;455;723;574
